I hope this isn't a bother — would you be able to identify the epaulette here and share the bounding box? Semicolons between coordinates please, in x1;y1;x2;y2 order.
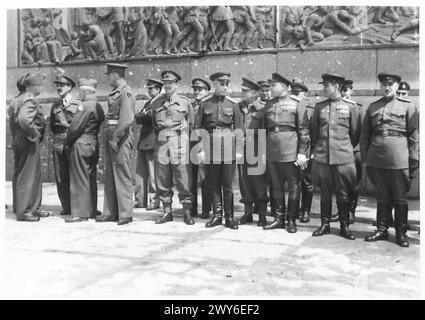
397;96;411;103
342;97;356;105
369;97;386;106
289;94;301;102
225;96;237;104
316;98;330;106
201;94;213;102
178;94;191;102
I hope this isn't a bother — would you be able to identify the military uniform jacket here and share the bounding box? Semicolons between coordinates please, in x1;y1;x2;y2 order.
106;79;136;146
211;6;233;21
135;98;156;150
8;91;46;144
311;97;362;165
360;96;419;170
149;92;194;160
296;97;315;158
261;95;309;162
50;95;81;152
66;95;105;146
194;94;243;162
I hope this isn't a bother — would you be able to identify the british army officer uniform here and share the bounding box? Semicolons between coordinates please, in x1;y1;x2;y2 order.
361;73;419;247
96;63;136;225
9;73;47;221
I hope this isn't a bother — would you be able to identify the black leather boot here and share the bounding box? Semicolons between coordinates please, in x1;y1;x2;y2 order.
16;214;40;222
224;193;238;230
300;189;312;223
206;191;223;228
312;201;332;236
365;202;389;242
330;210;339;223
155;204;173;224
349;190;358;224
257;202;268;227
286;199;298;233
338;201;355;240
394;203;409;247
184;208;195;225
264;201;285;230
238;203;253;225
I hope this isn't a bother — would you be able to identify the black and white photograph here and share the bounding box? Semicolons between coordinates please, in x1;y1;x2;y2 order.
0;0;422;301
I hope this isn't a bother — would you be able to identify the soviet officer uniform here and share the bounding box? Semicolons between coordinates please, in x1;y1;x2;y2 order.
331;79;365;224
134;79;163;210
237;78;268;227
194;72;243;229
145;71;194;225
9;73;46;221
190;78;212;218
65;79;105;222
50;74;79;216
291;79;315;223
361;73;419;247
262;73;309;233
97;63;135;225
311;74;362;240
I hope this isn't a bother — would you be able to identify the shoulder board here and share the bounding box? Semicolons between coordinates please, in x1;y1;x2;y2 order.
357;103;363;107
289;94;301;102
342;98;356;105
397;96;411;103
178;94;190;102
69;98;82;105
21;92;35;101
369;97;386;106
316;98;330;106
201;95;213;102
225;96;237;104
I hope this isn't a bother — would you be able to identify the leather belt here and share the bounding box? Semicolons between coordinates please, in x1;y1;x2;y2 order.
268;125;296;133
373;128;405;137
107;119;119;125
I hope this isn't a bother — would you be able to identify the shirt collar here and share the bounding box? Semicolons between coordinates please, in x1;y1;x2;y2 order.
62;93;72;105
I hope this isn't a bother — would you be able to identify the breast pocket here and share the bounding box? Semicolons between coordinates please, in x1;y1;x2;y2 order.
154;106;166;123
389;109;407;128
172;105;187;122
369;109;383;127
220;108;234;125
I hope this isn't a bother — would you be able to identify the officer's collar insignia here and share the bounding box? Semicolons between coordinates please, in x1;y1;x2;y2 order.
78;105;83;111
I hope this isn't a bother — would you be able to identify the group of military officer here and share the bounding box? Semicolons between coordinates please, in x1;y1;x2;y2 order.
9;62;418;248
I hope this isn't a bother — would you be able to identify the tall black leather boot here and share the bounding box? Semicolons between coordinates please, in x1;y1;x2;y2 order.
263;200;285;230
183;207;195;225
257;202;268;227
338;201;355;240
365;202;390;241
349;190;358;224
312;201;332;236
286;199;298;233
155;204;173;224
206;191;223;228
394;203;409;247
300;189;312;223
224;193;238;229
239;203;253;225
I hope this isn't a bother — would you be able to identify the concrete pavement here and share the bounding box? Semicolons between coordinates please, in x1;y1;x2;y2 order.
1;182;421;299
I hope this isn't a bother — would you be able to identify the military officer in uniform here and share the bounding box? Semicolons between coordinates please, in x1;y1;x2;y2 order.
331;79;364;224
194;72;243;229
311;74;362;240
50;74;79;216
291;78;315;223
237;78;268;227
134;78;163;210
141;71;194;225
190;78;212;219
361;73;419;247
9;73;47;222
397;81;410;98
96;63;135;225
65;78;105;222
261;73;309;233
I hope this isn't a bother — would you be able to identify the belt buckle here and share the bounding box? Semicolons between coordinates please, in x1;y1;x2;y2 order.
274;126;279;133
382;128;388;137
